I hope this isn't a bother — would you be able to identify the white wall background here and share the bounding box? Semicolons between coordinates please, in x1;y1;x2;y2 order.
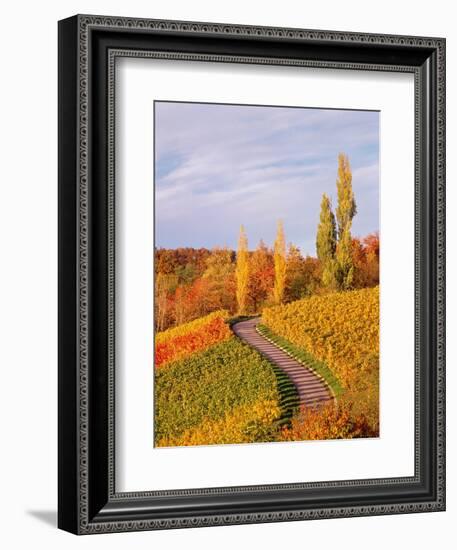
0;1;453;548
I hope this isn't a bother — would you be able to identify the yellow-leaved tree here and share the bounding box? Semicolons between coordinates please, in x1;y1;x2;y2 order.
235;225;250;314
316;192;337;289
273;220;286;305
335;153;357;290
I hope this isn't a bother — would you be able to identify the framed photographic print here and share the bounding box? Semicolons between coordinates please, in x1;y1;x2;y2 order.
58;14;446;534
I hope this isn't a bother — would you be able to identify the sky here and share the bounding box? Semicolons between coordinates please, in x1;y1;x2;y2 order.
154;101;379;256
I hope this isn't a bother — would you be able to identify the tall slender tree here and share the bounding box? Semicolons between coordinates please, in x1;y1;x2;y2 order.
273;220;287;305
336;227;354;290
335;153;357;238
235;225;250;314
316;193;337;288
335;153;357;289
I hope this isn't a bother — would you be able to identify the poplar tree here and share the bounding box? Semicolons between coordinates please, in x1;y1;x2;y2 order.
273;220;287;305
235;225;250;314
336;153;357;238
316;193;337;288
335;153;357;290
336;227;354;290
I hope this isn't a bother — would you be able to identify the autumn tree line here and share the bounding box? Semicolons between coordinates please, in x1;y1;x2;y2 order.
155;153;379;331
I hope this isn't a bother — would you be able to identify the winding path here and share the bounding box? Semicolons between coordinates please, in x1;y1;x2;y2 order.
232;318;333;409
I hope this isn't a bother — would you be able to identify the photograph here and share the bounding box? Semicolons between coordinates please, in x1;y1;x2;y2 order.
153;101;380;447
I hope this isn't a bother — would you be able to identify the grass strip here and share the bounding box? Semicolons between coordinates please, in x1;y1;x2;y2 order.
257;324;344;399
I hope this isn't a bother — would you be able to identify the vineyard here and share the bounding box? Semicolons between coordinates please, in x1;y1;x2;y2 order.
262;286;379;390
154;287;379;446
155;311;232;368
262;286;380;437
154;338;291;447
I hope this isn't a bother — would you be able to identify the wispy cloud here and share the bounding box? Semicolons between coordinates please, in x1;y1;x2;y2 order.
155;101;379;254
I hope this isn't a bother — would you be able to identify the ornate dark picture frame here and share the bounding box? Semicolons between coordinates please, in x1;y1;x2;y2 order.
58;14;446;534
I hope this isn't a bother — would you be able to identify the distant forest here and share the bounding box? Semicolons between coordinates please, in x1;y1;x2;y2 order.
155;232;378;332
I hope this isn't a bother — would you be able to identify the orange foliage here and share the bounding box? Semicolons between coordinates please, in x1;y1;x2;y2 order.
155;311;232;368
352;232;379;288
281;402;377;441
248;240;275;312
172;277;212;326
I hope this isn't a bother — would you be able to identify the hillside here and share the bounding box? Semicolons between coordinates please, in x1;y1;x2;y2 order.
262;287;380;436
